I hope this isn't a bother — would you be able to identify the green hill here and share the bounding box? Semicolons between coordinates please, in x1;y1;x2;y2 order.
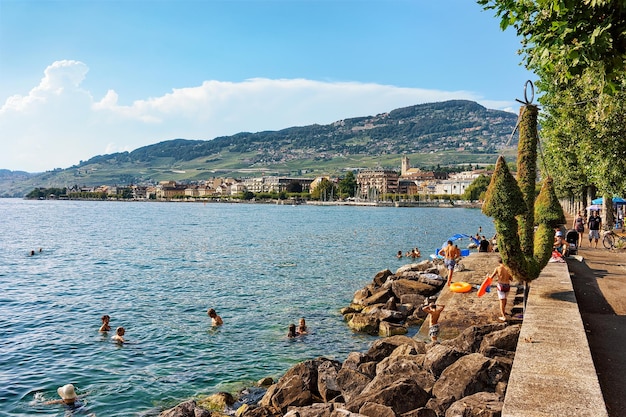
1;100;518;197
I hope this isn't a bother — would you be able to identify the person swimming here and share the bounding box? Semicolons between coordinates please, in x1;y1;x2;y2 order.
99;315;111;332
207;308;223;326
112;326;125;343
287;323;297;338
297;318;308;335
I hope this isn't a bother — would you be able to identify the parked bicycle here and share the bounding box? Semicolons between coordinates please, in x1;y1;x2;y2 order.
602;229;626;249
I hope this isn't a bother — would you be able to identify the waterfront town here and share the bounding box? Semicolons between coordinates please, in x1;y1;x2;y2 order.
44;157;492;201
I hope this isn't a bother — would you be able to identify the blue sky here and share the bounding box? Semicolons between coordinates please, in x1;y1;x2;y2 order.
0;0;534;172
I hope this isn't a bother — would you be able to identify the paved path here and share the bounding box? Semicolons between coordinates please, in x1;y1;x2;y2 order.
565;216;626;417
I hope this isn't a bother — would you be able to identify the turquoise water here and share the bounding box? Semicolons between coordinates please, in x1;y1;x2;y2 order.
0;199;494;416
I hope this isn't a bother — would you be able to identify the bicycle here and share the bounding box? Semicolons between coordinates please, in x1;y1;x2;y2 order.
602;229;626;249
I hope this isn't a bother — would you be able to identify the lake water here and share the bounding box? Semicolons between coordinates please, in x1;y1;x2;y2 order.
0;199;494;416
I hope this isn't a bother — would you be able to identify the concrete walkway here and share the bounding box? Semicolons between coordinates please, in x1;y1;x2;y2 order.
501;261;608;417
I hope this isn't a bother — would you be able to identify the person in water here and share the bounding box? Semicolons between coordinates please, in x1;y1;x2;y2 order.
99;315;111;332
297;318;308;335
45;383;79;406
287;323;297;338
207;308;223;326
112;326;125;343
396;250;403;259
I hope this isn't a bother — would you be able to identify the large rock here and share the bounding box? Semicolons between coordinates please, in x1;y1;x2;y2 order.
259;359;321;413
379;321;408;337
391;279;438;298
401;408;437;417
352;288;371;305
336;368;372;403
422;343;465;378
284;402;336;417
342;352;367;371
479;324;521;353
359;402;396;417
345;378;430;415
431;353;492;404
366;335;426;362
361;289;393;306
396;261;433;275
375;355;436;392
442;324;507;353
399;294;429;308
159;400;211;417
373;269;394;286
237;405;276;417
347;314;380;335
317;359;343;402
444;392;503;417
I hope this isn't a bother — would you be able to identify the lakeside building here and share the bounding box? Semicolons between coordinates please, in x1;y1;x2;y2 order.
242;177;314;193
356;169;399;199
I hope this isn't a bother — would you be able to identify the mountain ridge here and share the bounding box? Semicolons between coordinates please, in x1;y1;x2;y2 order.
1;100;518;197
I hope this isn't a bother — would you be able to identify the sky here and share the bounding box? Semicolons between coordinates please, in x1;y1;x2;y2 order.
0;0;535;173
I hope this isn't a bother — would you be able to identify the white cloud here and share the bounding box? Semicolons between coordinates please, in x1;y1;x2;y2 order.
0;60;514;172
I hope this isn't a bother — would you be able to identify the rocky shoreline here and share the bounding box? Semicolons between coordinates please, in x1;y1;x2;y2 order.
160;257;521;417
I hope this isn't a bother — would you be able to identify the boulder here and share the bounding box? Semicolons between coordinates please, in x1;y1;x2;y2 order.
352;288;371;305
422;343;465;378
236;405;277;417
342;352;367;371
335;368;372;403
284;402;336;417
396;261;433;275
257;377;274;387
418;273;445;287
401;408;437;417
442;324;507;353
397;270;422;280
347;314;380;335
375;355;435;392
390;343;425;357
361;289;392;306
431;353;492;404
444;392;503;417
340;306;359;315
373;269;394;286
345;378;430;415
379;321;408;337
329;409;368;417
399;294;428;309
359;402;396;417
198;392;235;410
479;324;521;354
159;400;211;417
357;362;378;379
317;359;343;402
258;359;321;413
391;279;438;298
366;335;426;362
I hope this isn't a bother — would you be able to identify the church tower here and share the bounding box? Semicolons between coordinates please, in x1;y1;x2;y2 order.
401;156;410;176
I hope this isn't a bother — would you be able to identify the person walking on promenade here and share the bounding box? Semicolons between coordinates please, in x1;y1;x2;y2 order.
588;210;602;248
573;211;585;246
439;240;457;286
422;300;445;343
488;258;512;321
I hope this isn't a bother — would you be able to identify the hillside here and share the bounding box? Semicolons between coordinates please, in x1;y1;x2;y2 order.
0;100;518;197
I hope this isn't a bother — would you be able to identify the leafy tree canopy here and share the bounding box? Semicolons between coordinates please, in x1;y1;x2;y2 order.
479;0;626;90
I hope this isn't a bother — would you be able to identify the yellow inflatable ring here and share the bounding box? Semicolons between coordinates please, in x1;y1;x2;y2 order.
450;281;472;293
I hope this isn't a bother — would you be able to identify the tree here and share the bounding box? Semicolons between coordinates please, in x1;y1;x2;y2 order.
338;171;357;198
311;179;337;201
478;0;626;91
462;174;491;201
483;103;565;306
